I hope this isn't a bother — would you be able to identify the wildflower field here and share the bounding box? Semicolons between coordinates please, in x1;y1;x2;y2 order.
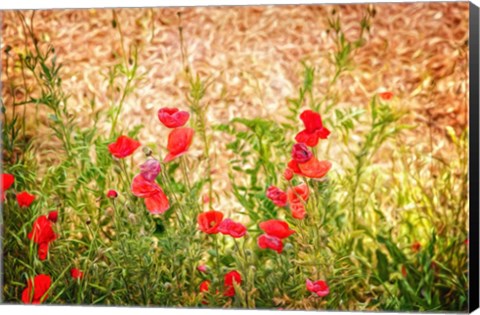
0;3;470;311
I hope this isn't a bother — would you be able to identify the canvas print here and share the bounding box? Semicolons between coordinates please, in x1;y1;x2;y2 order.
0;2;472;311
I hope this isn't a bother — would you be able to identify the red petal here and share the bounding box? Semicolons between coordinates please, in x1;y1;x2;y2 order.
300;110;322;132
164;128;194;162
144;191;170;214
298;158;332;179
2;173;14;190
295;130;319;147
108;135;141;159
131;175;162;198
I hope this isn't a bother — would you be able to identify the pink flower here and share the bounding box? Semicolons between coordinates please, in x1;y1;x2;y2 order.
140;158;161;181
291;143;313;163
306;279;329;297
266;186;287;207
197;265;208;273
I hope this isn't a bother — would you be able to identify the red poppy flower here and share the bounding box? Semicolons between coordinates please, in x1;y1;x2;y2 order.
412;241;421;252
108;135;141;159
291;143;313;163
21;274;51;304
290;202;307;219
47;211;58;223
197;210;224;234
218;219;247;238
158;107;190;128
287;183;309;204
266;186;288;207
28;215;57;261
288;157;332;179
140;158;161;182
107;189;118;199
16;191;35;208
283;168;293;181
295;110;330;147
70;268;84;280
28;216;56;245
199;280;210;293
306;279;329;297
164;127;194;163
224;270;242;297
257;234;283;253
379;91;394;101
131;175;169;214
2;173;14;201
199;280;211;305
259;220;295;239
401;265;407;278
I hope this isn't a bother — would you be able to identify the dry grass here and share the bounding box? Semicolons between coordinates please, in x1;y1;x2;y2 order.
1;2;469;212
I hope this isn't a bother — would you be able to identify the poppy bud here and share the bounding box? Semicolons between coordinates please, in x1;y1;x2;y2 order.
163;282;172;289
284;243;293;251
47;211;58;223
107;190;118;199
143;146;153;157
283;168;293;181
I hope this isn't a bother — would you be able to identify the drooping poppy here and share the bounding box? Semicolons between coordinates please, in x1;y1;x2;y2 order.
158;107;190;128
164;127;194;163
295;110;330;147
266;186;288;207
144;191;170;215
140;158;161;181
131;174;169;214
291;143;313;163
197;210;224;234
218;219;247;238
47;211;58;223
108;135;141;159
21;274;51;304
2;173;14;201
16;191;35;208
306;279;329;297
257;234;283;253
223;270;242;297
107;189;118;199
288;157;332;179
259;220;295;239
70;268;84;280
379;91;394;101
